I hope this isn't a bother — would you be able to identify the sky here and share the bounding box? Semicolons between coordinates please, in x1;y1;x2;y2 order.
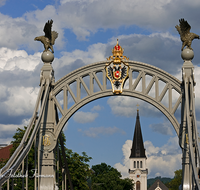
1;0;200;179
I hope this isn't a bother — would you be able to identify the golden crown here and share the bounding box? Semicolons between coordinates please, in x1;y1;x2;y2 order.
112;39;124;57
106;39;129;64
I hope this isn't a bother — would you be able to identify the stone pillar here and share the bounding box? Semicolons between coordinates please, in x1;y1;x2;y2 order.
37;51;57;190
181;48;194;190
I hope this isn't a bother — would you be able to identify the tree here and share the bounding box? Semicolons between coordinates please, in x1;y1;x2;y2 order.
1;126;92;190
58;132;92;190
91;163;134;190
165;169;182;190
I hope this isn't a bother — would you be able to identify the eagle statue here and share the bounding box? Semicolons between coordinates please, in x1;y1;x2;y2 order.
175;18;199;51
34;19;58;53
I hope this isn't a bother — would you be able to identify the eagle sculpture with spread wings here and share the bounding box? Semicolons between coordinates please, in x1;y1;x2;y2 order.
34;20;58;53
175;18;199;51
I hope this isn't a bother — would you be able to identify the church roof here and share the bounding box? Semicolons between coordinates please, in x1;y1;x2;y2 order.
130;109;146;158
148;179;169;190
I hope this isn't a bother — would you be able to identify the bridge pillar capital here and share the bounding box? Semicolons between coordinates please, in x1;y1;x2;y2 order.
182;48;194;79
40;51;55;86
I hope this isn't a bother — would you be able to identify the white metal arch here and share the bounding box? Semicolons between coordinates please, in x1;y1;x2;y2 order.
52;60;182;140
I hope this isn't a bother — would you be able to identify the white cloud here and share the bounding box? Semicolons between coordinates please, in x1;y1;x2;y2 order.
145;137;182;178
107;96;161;118
73;111;99;123
114;137;181;178
0;119;29;144
52;32;185;93
21;0;200;41
0;0;6;7
149;122;173;136
3;86;39;116
0;48;41;71
114;140;132;178
0;138;13;145
60;0;98;4
0;0;199;50
0;7;61;51
91;105;103;111
0;15;38;50
0;0;199;55
0;124;21;138
59;42;106;64
78;126;126;138
53;42;107;79
63;123;68;131
0;48;43;126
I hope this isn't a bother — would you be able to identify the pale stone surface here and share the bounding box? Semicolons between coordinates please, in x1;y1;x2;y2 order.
41;51;54;63
181;48;194;61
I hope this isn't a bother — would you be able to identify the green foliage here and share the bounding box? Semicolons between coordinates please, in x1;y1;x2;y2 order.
1;127;92;190
91;163;134;190
0;158;8;169
165;169;182;190
60;148;92;190
147;176;172;188
57;131;92;190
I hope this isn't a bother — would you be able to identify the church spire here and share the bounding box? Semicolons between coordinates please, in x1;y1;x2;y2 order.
130;109;146;158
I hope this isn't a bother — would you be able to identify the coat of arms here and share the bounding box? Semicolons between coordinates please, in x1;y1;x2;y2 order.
105;39;129;94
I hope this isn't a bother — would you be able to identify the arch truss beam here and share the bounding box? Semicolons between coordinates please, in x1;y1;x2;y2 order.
52;60;182;140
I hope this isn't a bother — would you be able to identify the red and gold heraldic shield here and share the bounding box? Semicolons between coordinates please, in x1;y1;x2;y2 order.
105;39;130;94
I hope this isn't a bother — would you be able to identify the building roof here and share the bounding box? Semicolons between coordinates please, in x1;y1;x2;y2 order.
0;144;13;160
148;179;169;190
130;109;146;158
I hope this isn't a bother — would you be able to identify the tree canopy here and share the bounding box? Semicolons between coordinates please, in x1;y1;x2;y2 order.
91;162;134;190
165;169;182;190
58;132;92;190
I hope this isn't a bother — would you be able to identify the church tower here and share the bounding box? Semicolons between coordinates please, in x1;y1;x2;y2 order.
129;109;148;190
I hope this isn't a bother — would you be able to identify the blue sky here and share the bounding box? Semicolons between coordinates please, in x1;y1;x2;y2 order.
1;0;200;179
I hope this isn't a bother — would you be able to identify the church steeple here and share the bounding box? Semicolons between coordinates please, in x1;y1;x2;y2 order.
130;109;146;158
129;108;148;190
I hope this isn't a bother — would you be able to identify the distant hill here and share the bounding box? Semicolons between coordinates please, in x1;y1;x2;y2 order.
147;176;172;188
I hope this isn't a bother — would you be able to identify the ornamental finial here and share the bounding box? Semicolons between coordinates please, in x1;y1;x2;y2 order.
112;39;123;58
107;39;129;63
137;104;139;111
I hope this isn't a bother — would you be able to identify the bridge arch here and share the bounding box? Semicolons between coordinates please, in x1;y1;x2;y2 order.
52;60;182;140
